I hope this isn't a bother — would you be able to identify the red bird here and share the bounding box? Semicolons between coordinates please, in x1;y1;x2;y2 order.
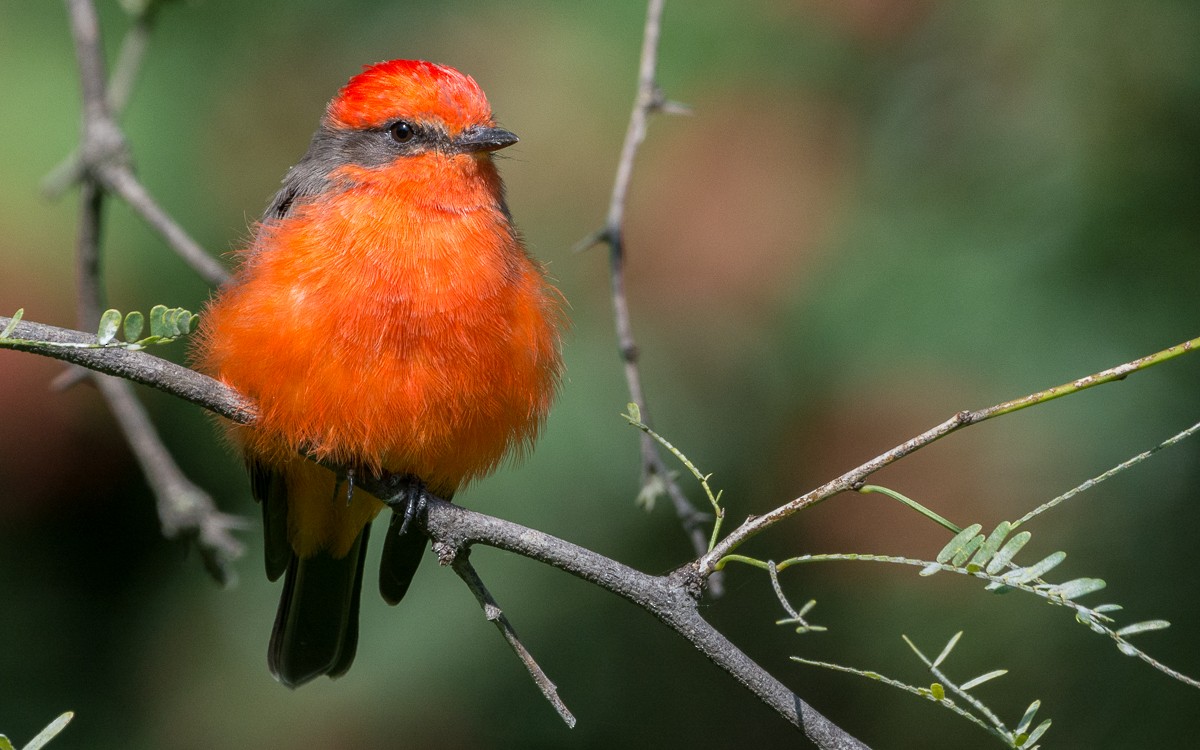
194;60;564;687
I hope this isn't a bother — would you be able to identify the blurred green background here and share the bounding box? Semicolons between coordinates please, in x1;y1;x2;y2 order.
2;1;1199;747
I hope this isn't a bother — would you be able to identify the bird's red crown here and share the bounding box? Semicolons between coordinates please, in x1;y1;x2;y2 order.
327;59;494;133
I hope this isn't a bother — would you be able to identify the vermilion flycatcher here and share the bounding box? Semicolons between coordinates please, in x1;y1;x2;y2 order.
194;60;564;688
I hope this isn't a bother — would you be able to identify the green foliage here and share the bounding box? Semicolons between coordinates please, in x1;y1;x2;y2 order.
104;305;196;348
622;403;725;551
918;519;1186;680
717;419;1200;743
795;632;1050;748
0;306;196;352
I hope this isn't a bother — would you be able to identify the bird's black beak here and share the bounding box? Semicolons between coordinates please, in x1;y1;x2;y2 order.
455;125;519;153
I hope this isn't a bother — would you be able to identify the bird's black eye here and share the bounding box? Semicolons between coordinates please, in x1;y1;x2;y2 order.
388;121;415;143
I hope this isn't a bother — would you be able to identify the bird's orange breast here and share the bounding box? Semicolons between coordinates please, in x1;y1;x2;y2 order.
196;154;562;554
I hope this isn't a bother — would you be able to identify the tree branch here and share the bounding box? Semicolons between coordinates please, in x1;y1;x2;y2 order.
55;0;244;580
93;374;247;582
700;333;1200;576
447;550;576;727
0;316;254;423
412;497;864;747
97;163;230;286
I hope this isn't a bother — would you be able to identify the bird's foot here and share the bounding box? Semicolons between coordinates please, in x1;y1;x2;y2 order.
380;473;431;536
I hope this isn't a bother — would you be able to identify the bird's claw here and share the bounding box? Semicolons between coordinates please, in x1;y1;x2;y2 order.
384;474;430;537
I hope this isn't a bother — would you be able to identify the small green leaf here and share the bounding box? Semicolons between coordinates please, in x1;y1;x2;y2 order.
1024;718;1052;747
901;634;931;665
930;682;945;701
123;311;145;341
951;534;985;567
0;734;13;750
1015;699;1041;736
960;669;1008;691
97;309;122;345
23;711;74;750
162;307;183;337
1115;620;1170;638
970;521;1012;569
937;524;983;564
149;304;169;338
1051;577;1106;600
986;530;1032;574
1079;609;1112;633
0;308;24;339
626;402;641;422
933;631;962;668
1002;551;1065;584
175;310;194;336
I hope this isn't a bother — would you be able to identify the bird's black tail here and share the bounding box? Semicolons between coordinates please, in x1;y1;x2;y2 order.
378;510;428;605
268;525;370;688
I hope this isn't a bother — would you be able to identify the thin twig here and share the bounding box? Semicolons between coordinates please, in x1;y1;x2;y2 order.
447;549;576;727
1;320;249;581
578;0;717;592
98;163;229;285
700;334;1200;576
74;181;106;325
105;3;158;120
1015;418;1200;527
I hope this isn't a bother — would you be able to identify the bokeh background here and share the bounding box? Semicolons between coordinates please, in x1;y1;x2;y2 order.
2;1;1199;747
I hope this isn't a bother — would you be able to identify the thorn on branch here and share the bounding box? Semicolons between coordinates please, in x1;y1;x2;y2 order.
645;84;692;117
572;227;610;254
659;99;694;116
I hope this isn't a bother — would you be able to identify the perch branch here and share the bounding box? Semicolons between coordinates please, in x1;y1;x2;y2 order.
0;314;866;747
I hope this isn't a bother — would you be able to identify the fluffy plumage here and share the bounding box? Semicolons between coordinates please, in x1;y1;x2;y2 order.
193;60;563;687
